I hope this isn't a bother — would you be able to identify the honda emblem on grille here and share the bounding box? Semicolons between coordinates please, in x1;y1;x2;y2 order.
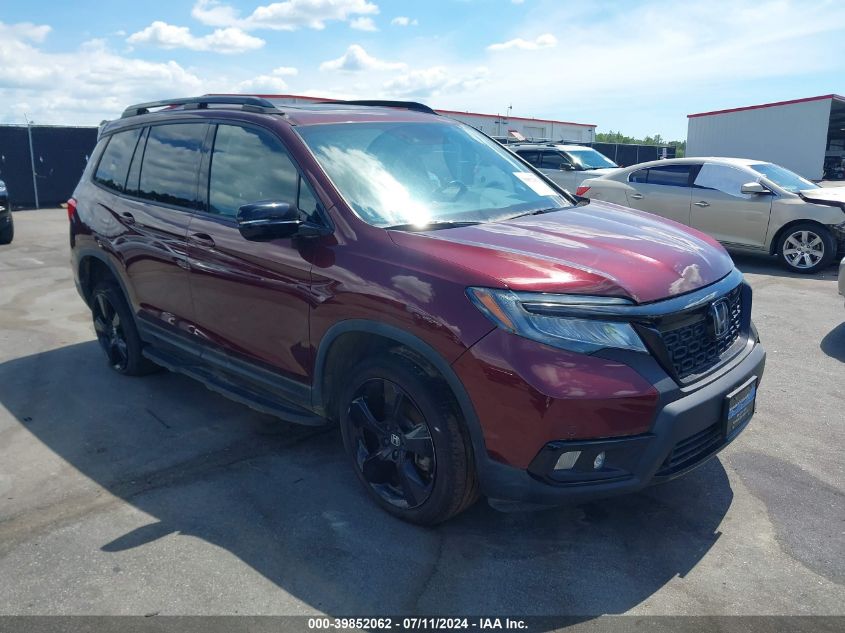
709;299;731;339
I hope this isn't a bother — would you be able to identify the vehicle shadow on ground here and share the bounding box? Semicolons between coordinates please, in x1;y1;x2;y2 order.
730;251;840;281
820;323;845;362
0;341;734;617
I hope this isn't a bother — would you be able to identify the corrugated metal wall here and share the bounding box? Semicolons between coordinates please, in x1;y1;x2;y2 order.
687;99;831;180
0;125;98;209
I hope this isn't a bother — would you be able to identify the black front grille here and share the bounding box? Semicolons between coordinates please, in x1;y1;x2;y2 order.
658;286;743;381
656;422;723;476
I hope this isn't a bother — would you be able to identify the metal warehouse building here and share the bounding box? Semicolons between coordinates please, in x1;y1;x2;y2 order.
686;94;845;181
233;94;597;143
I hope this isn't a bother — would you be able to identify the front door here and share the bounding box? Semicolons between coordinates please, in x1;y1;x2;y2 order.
689;163;772;248
187;122;321;383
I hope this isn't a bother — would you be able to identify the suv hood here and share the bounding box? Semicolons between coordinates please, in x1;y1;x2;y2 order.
388;201;734;304
798;187;845;211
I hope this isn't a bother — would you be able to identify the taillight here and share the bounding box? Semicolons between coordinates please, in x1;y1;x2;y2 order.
67;198;77;221
575;186;591;196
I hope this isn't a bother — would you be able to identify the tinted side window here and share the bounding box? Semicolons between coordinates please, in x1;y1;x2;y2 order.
629;169;649;183
94;128;143;192
541;152;569;170
209;124;298;218
645;165;691;187
516;150;539;166
138;123;207;208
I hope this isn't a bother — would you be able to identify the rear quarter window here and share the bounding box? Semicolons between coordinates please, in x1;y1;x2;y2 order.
94;128;143;192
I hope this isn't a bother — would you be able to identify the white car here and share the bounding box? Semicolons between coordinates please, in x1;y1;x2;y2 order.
510;143;619;193
578;157;845;274
839;256;845;306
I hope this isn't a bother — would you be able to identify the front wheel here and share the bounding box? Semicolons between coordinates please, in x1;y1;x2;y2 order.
776;224;836;274
0;221;12;245
339;352;478;525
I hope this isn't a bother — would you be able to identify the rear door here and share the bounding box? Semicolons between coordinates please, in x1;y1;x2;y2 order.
94;123;206;331
624;164;693;225
689;163;772;248
186;122;322;384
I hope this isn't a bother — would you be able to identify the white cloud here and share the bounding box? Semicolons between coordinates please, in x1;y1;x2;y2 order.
350;17;378;31
487;33;557;51
383;66;489;99
191;0;379;31
271;66;298;76
512;0;525;4
235;65;299;92
320;44;406;72
127;21;265;53
391;16;418;27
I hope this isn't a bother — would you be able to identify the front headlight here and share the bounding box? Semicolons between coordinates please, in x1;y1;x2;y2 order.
467;287;647;354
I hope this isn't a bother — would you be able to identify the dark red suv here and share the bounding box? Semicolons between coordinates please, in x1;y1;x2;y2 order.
69;96;765;524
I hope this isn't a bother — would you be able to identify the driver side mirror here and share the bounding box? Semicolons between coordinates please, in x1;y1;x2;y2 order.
237;201;303;241
740;182;770;195
560;163;574;171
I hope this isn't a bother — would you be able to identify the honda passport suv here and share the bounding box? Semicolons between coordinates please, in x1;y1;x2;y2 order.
69;96;766;524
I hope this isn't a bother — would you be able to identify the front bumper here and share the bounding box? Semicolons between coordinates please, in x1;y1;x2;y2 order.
472;338;765;505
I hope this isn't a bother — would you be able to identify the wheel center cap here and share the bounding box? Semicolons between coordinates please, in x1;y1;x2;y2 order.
390;433;401;447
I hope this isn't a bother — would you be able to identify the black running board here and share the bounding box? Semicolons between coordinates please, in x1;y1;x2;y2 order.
143;346;328;427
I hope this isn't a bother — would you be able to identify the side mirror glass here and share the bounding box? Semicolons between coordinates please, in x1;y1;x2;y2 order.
740;182;770;195
236;201;302;241
560;163;574;171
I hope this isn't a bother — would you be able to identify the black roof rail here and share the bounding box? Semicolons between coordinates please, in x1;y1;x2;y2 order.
318;100;438;115
120;95;280;118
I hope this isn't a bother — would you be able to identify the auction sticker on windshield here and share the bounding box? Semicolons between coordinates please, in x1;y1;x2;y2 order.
513;172;558;196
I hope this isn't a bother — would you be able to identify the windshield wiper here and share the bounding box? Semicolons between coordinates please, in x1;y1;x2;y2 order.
498;207;564;221
383;220;481;231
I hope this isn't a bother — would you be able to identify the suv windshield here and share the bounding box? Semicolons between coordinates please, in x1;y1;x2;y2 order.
750;162;818;193
565;149;618;170
296;121;571;228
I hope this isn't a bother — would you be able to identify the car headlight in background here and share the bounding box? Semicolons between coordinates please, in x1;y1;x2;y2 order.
467;287;647;354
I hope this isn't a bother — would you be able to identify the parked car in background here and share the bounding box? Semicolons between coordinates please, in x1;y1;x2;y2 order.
578;157;845;274
69;96;765;524
510;143;619;192
0;180;13;245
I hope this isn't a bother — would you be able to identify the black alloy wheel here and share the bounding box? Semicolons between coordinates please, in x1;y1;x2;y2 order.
93;291;130;372
339;352;479;524
347;378;436;509
90;281;159;376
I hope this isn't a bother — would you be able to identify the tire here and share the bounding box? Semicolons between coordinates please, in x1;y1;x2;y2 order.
776;223;836;274
0;222;12;245
90;281;159;376
339;351;479;525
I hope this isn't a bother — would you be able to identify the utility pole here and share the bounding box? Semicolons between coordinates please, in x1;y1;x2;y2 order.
24;113;39;209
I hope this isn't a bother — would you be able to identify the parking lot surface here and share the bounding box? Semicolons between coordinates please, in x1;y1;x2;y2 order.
0;209;843;616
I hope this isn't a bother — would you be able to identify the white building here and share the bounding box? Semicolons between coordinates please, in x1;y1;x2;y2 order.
687;94;845;181
254;94;597;143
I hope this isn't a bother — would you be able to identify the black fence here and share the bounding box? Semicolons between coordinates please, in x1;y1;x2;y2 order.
0;125;98;209
590;142;676;167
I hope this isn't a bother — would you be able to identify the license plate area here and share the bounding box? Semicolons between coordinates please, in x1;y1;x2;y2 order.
724;376;757;438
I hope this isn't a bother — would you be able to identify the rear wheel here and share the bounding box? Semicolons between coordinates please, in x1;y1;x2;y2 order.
91;282;158;376
339;352;478;525
777;223;836;274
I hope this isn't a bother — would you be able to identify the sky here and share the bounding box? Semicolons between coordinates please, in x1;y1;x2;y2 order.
1;0;844;140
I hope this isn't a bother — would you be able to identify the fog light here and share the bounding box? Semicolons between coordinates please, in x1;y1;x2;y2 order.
554;451;581;470
593;452;605;470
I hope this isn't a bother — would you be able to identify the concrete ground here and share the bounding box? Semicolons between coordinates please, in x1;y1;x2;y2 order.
0;209;843;617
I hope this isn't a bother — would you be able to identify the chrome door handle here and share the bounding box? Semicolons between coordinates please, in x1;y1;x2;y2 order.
694;201;710;207
629;193;644;200
189;232;215;248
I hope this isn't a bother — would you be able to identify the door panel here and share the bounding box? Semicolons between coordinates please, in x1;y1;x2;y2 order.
690;164;772;247
624;165;693;225
187;123;316;381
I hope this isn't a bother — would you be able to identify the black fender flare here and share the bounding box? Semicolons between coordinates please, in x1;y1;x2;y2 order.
312;319;489;467
74;247;136;315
